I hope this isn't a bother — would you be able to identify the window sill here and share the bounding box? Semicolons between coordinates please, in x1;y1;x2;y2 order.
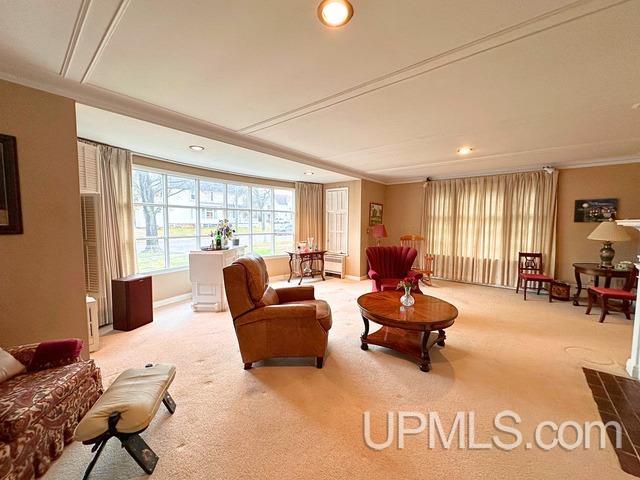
137;254;290;276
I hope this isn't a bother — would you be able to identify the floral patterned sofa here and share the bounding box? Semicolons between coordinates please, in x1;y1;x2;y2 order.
0;342;103;480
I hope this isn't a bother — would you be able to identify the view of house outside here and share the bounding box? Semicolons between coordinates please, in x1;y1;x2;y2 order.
132;168;294;272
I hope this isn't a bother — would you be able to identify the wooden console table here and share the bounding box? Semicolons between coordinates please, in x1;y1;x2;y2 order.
572;262;635;306
287;250;326;285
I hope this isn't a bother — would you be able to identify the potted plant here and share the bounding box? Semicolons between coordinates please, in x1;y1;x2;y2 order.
212;219;235;248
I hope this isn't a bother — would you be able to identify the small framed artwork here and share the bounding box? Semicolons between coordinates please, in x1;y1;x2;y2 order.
574;198;618;223
369;202;383;226
0;134;23;234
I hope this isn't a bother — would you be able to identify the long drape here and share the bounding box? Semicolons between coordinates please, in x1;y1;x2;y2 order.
98;145;136;325
420;170;558;288
295;182;324;249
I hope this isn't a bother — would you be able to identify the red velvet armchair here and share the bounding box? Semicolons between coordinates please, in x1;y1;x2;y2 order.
366;246;422;293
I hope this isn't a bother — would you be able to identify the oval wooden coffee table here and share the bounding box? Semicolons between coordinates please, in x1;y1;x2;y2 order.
357;290;458;372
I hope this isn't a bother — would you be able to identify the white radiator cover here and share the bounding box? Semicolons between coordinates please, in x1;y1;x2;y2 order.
324;253;346;279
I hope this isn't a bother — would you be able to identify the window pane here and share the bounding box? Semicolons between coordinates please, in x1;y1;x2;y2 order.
252;234;273;256
251;187;272;210
136;238;166;272
274;189;294;211
199;208;225;236
274;212;294;233
252;211;273;234
168;238;197;268
168;207;197;236
275;234;294;255
132;170;164;204
235;234;250;248
134;206;165;238
200;180;224;206
227;210;250;234
167;176;196;206
227;184;249;209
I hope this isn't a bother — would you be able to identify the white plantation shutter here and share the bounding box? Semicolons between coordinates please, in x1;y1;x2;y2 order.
78;142;99;194
325;188;348;254
81;196;101;294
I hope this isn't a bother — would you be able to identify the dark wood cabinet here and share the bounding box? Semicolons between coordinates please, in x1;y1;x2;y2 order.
112;274;153;331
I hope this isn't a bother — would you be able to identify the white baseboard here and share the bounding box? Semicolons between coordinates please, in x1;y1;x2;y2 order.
153;293;192;309
346;275;368;281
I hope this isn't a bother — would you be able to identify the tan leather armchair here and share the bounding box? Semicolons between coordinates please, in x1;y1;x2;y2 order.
223;254;332;369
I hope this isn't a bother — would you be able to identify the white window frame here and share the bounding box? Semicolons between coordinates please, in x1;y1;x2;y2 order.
325;187;349;255
132;165;295;274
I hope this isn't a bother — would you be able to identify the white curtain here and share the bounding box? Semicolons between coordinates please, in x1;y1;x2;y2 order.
295;182;324;248
420;170;558;288
98;145;136;325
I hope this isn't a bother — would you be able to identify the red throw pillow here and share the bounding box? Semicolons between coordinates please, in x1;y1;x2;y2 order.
29;338;83;371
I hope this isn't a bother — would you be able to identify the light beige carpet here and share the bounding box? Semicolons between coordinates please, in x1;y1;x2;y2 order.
46;279;635;479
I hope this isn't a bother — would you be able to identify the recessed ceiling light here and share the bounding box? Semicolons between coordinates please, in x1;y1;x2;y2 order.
304;171;315;175
317;0;354;28
189;145;205;151
457;146;473;155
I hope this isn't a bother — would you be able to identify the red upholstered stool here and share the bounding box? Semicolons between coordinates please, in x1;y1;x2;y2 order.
586;286;635;323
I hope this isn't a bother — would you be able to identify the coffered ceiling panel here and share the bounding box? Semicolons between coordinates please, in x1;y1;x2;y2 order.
0;0;83;73
85;0;576;130
249;0;640;181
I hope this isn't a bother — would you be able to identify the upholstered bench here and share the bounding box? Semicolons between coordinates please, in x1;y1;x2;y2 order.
74;364;176;479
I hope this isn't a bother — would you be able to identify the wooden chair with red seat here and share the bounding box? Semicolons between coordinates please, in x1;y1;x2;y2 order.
586;267;637;322
516;252;554;301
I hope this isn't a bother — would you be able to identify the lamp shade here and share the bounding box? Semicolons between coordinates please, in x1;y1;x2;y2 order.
372;224;388;239
587;219;631;242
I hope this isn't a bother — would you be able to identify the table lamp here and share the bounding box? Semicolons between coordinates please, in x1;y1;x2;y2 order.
372;224;387;246
587;218;630;267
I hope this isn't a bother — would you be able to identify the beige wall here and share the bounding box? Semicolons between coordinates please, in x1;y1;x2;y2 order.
130;155;296;302
555;163;640;283
384;182;424;244
0;80;88;352
324;180;362;278
360;179;386;276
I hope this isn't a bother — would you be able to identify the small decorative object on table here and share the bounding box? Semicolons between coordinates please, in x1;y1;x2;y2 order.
398;277;417;307
211;219;235;250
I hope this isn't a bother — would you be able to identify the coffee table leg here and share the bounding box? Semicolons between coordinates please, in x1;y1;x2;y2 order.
360;316;369;351
437;329;446;347
419;331;431;372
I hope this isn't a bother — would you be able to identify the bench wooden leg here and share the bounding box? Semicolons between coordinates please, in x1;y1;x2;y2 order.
122;434;159;475
82;438;109;480
163;391;176;414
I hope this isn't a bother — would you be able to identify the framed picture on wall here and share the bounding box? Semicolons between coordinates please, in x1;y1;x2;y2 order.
0;134;23;234
574;198;618;223
369;202;383;226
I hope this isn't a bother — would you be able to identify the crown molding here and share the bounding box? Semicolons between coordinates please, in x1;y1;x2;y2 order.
0;66;375;183
384;155;640;184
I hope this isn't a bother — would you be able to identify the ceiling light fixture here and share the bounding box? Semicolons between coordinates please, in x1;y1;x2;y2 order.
189;145;205;151
632;102;640;110
317;0;354;28
457;146;473;155
304;171;315;175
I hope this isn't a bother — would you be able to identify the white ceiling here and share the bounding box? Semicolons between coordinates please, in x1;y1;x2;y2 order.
0;0;639;183
75;104;354;183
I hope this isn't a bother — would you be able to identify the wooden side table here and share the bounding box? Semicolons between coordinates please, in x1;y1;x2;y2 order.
572;262;635;306
287;250;327;285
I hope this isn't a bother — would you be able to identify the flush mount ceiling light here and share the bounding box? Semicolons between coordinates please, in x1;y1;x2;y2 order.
304;171;315;175
189;145;205;151
457;146;473;155
317;0;354;28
